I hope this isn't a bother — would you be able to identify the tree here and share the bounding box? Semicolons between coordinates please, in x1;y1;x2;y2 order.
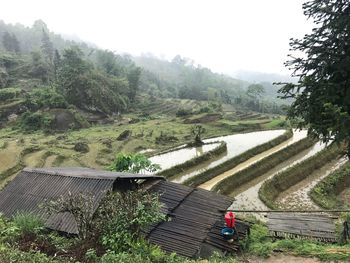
41;29;54;64
279;0;350;156
29;51;50;82
246;84;265;100
53;49;61;78
109;153;161;174
2;32;20;53
57;47;91;106
127;67;141;102
191;125;206;146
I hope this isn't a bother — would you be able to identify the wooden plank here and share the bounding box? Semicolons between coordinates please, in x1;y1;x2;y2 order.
268;224;335;233
267;220;335;232
268;213;333;222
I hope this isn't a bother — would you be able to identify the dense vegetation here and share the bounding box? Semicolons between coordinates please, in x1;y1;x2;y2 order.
0;20;143;127
0;19;289;134
135;55;288;114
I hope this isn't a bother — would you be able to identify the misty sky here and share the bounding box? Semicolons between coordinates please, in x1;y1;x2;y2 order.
0;0;314;75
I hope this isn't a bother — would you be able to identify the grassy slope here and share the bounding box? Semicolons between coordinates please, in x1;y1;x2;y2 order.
0;113;286;179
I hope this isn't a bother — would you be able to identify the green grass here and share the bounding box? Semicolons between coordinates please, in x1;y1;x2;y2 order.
0;113;286;177
245;223;350;261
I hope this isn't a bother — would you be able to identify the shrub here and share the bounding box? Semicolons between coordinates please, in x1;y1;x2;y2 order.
12;212;44;236
176;108;192;117
43;192;95;240
0;87;21;101
97;191;166;253
109;153;160;174
74;142;90;153
19;111;54;131
24;87;68;110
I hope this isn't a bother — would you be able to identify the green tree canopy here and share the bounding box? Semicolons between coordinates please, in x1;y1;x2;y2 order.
109;153;161;174
2;31;20;53
279;0;350;155
246;84;265;100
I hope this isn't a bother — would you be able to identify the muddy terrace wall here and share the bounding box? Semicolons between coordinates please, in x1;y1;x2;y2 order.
310;161;350;210
213;137;316;195
259;144;344;209
184;129;293;187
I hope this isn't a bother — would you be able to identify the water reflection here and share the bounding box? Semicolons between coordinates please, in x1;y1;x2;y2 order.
171;130;286;183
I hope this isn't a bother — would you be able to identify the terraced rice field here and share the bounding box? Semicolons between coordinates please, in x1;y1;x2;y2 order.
171;129;286;183
276;156;348;210
199;130;307;190
228;142;326;211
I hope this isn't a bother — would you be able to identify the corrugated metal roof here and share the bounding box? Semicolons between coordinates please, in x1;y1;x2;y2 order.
0;169;116;234
145;180;250;258
24;167;164;180
0;168;249;258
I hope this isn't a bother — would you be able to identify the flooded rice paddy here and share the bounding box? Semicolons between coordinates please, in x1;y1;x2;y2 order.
199;130;308;190
228;141;327;219
169;129;286;183
149;143;220;171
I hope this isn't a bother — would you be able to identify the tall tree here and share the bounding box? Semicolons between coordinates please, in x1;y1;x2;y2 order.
127;67;141;101
53;49;61;78
279;0;350;155
41;29;54;64
2;32;20;53
246;84;265;100
57;47;90;106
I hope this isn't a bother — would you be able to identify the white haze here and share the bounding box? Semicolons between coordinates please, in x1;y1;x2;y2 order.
0;0;314;75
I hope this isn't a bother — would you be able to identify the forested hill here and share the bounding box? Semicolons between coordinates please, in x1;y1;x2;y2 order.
0;20;287;131
134;54;248;101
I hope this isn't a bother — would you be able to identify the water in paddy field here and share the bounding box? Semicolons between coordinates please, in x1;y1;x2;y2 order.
199;129;308;190
170;129;287;183
149;143;220;171
228;141;326;221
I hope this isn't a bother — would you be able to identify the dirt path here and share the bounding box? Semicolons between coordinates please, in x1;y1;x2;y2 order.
199;130;308;190
246;254;322;263
276;156;348;210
